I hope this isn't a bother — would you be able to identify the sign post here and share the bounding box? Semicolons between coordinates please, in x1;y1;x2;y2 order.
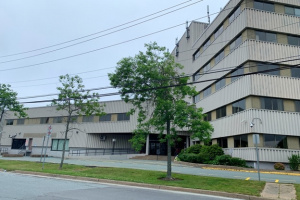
253;134;261;181
42;126;52;170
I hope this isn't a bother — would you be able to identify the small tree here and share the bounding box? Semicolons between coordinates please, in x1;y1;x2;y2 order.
52;74;105;169
0;84;27;144
109;42;213;179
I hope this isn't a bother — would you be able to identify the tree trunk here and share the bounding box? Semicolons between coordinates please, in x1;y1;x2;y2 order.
59;115;70;170
0;108;5;123
166;119;172;179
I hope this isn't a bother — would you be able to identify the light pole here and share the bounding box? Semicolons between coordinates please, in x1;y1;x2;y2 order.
250;118;262;181
112;138;116;155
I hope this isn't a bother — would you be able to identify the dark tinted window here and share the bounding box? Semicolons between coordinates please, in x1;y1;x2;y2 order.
53;117;63;123
231;67;244;82
260;97;284;111
234;135;248;147
99;114;111;121
117;113;130;121
257;63;280;76
193;94;201;104
295;101;300;112
6;119;13;125
203;87;211;98
40;117;49;124
215;79;226;91
291;67;300;78
264;134;287;148
255;31;277;42
82;115;94;122
254;1;275;12
232;99;246;114
216;106;226;119
12;139;26;149
288;35;300;46
204;112;211;121
17;119;25;125
217;138;228;148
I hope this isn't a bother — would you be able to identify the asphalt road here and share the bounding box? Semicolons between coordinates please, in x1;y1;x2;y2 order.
0;172;241;200
1;156;300;184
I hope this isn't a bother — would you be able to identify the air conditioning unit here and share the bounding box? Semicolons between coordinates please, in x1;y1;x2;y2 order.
100;135;106;141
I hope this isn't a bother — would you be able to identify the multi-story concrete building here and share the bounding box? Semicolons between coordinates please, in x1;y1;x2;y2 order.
173;0;300;165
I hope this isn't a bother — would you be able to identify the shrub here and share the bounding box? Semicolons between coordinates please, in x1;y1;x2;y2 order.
213;155;232;165
177;153;204;163
274;163;285;170
288;154;300;171
186;144;202;154
229;157;247;167
200;144;224;160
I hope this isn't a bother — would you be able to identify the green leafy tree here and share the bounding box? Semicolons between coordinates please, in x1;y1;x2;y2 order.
52;74;105;169
109;43;213;179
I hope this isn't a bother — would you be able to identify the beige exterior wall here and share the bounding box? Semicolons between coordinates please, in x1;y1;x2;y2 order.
223;18;229;29
77;116;83;123
224;46;230;56
275;4;285;14
212;139;217;145
225;75;231;85
242;0;254;9
248;134;254;147
93;116;99;123
277;34;288;45
252;97;261;109
226;105;233;116
111;114;118;122
287;136;300;150
280;66;291;77
211;84;216;93
211;111;216;120
284;100;296;112
228;137;234;148
246;97;252;109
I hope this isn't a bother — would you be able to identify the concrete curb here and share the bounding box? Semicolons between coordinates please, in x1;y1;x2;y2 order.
12;170;269;200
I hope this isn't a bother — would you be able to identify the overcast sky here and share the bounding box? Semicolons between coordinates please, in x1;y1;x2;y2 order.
0;0;228;107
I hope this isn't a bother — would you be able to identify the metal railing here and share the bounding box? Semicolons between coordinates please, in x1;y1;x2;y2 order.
0;148;8;153
18;144;26;155
69;148;139;156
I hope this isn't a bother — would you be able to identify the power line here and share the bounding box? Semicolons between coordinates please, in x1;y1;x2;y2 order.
0;0;194;58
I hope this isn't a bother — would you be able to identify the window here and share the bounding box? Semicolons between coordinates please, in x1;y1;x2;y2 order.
193;71;201;81
234;135;248;147
40;117;49;124
203;87;211;98
260;97;284;111
295;101;300;112
257;63;280;76
17;119;25;125
51;139;69;151
215;79;225;91
82;115;94;122
217;137;228;148
230;35;242;52
215;51;225;64
203;40;210;51
264;134;287;148
203;63;211;73
193;94;201;104
6;119;13;125
229;6;241;24
193;49;201;60
232;99;246;114
215;25;224;38
70;116;78;123
291;67;300;78
288;35;300;46
255;31;277;42
204;112;211;121
231;67;244;82
216;106;226;119
117;113;130;121
254;1;275;12
53;117;63;123
11;139;26;149
285;6;300;17
99;114;111;121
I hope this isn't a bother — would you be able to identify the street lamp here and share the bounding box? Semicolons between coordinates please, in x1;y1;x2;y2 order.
112;138;116;155
250;118;262;181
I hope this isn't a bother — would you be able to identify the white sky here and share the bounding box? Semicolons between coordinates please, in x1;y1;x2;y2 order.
0;0;228;107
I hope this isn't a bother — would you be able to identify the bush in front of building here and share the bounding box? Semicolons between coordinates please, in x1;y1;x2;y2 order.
177;153;204;163
288;154;300;171
200;144;224;160
274;162;285;170
185;144;202;154
212;155;247;167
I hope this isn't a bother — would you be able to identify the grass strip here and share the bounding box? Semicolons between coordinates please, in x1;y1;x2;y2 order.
0;160;265;196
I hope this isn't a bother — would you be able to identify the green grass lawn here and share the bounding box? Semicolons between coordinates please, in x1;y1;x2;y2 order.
0;160;265;196
295;184;300;200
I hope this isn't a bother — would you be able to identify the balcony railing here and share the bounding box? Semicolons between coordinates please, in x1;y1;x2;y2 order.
223;147;300;163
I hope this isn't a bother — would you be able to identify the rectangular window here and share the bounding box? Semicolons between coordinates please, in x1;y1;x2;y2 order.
234;135;248;147
229;6;241;24
193;71;201;81
232;99;246;114
231;67;244;82
204;112;211;121
117;113;130;121
11;139;26;149
230;35;242;52
17;119;25;125
215;79;225;91
203;87;211;98
257;63;280;76
193;50;201;60
285;6;300;17
254;1;275;12
203;63;210;73
215;25;224;39
99;114;111;121
264;134;287;148
291;67;300;78
260;97;284;111
255;31;277;43
217;137;228;148
203;40;210;51
40;117;49;124
193;94;201;104
53;117;63;123
70;116;78;123
295;101;300;112
82;115;94;122
216;106;226;119
215;51;225;64
6;119;13;125
51;139;69;151
288;35;300;46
